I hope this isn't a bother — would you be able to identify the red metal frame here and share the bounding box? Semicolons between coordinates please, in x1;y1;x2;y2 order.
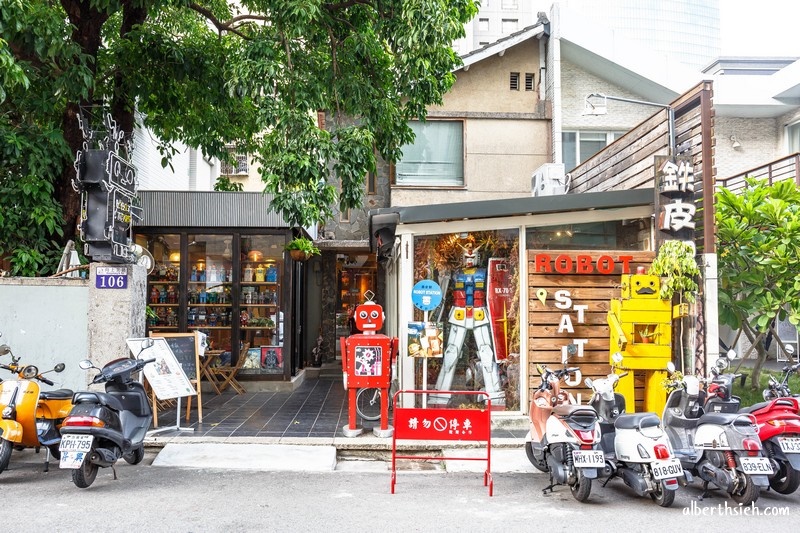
390;390;493;496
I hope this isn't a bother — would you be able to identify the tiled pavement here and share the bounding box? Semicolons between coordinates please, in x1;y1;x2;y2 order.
154;378;528;440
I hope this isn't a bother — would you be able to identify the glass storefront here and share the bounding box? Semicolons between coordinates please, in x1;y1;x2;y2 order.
409;229;521;410
137;230;295;379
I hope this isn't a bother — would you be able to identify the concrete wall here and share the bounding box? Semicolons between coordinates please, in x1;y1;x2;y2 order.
0;264;147;391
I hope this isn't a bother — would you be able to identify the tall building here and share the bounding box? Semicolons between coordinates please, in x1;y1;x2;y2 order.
456;0;720;70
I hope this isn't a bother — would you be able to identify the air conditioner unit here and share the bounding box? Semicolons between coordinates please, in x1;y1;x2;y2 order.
531;163;570;197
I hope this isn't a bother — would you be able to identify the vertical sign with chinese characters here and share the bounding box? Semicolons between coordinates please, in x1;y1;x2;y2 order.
655;155;696;245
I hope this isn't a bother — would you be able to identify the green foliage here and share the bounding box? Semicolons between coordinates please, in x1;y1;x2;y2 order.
716;178;800;334
213;176;244;192
648;240;700;303
284;236;320;256
1;0;478;274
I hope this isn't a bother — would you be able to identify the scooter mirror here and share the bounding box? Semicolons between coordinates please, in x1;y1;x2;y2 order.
716;357;730;370
726;349;737;360
0;344;9;356
612;352;623;364
78;359;94;370
667;362;676;373
536;363;546;375
54;363;66;373
786;345;796;356
141;338;155;350
584;377;594;388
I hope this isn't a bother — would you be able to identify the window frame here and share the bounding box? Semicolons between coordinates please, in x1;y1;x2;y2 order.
394;119;465;188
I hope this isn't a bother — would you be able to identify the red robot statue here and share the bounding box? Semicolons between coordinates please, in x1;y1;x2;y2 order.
340;295;398;437
430;244;505;407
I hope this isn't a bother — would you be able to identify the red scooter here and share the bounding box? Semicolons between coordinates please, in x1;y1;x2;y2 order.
737;349;800;495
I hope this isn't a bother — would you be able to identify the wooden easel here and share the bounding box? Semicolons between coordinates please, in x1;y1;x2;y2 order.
149;332;203;425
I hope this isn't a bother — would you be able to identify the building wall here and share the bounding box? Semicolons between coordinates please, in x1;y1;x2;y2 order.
560;61;657;130
134;125;217;191
392;38;551;206
714;116;781;179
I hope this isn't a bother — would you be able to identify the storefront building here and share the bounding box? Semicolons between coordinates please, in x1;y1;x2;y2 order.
374;188;657;413
134;191;310;382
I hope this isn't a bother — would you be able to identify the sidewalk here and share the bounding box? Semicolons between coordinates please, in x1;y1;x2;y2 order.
145;377;531;473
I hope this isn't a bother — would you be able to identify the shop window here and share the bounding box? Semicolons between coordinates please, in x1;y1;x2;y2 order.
396;120;464;187
409;230;520;411
526;219;652;250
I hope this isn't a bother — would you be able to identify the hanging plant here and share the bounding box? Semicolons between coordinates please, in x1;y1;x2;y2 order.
648;240;700;303
284;236;320;261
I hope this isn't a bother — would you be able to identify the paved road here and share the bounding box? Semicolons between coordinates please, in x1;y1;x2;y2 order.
3;448;799;532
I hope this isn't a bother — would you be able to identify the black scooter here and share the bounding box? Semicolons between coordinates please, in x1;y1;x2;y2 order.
59;339;155;488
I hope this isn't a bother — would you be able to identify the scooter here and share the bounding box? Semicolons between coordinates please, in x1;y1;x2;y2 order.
59;339;156;488
586;353;685;507
737;345;800;494
761;345;799;401
524;358;603;502
662;355;771;505
0;334;72;474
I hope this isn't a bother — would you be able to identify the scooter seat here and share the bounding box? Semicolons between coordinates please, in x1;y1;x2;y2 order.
739;401;770;414
614;412;661;430
697;412;744;426
40;388;74;400
553;404;597;417
72;391;125;412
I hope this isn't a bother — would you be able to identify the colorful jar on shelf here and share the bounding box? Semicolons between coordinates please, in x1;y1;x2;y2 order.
255;264;266;282
243;266;253;282
266;264;278;282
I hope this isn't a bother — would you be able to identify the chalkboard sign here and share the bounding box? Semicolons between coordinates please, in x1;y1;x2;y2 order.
149;332;203;424
157;333;199;379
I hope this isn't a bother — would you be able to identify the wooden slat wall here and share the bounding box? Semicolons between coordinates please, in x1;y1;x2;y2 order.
527;250;655;407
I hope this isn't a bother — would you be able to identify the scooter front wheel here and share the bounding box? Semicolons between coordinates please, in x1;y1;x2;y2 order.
570;469;592;502
124;445;145;465
0;439;11;474
72;457;98;489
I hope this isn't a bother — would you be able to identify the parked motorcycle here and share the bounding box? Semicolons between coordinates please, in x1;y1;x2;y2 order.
0;334;72;474
662;356;771;505
737;345;800;494
59;339;156;488
586;353;685;507
524;358;602;502
761;345;798;401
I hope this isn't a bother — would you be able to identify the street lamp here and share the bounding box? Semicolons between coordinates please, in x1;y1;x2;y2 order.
583;93;675;155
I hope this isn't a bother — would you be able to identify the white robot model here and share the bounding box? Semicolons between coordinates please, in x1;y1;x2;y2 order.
430;244;504;406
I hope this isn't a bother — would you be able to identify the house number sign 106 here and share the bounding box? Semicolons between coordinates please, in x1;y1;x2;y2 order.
96;266;128;289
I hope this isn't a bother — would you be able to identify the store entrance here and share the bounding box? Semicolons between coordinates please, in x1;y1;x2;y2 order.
334;254;377;357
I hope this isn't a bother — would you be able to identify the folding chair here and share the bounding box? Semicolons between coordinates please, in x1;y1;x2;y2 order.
209;343;250;394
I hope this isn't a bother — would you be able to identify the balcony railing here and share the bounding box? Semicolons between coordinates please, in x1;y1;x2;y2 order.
716;153;800;193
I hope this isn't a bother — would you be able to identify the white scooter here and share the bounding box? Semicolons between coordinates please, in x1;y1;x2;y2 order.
662;356;771;505
586;353;685;507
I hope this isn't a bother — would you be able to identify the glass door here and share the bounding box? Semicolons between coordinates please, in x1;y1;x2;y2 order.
186;234;234;354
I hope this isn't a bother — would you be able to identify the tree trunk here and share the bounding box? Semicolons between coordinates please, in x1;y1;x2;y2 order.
741;321;768;391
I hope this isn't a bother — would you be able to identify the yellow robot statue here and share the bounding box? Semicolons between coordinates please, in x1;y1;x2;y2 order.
607;267;683;414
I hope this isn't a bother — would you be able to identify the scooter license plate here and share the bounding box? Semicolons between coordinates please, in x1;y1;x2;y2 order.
572;450;605;468
652;458;684;480
739;456;774;475
778;437;800;453
58;435;93;469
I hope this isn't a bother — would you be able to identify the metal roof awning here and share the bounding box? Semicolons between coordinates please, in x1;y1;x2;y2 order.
370;188;654;226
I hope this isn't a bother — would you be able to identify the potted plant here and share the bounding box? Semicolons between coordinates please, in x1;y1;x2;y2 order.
648;240;699;307
284;236;320;262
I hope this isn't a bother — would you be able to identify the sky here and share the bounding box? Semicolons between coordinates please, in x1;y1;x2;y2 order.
720;0;800;56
